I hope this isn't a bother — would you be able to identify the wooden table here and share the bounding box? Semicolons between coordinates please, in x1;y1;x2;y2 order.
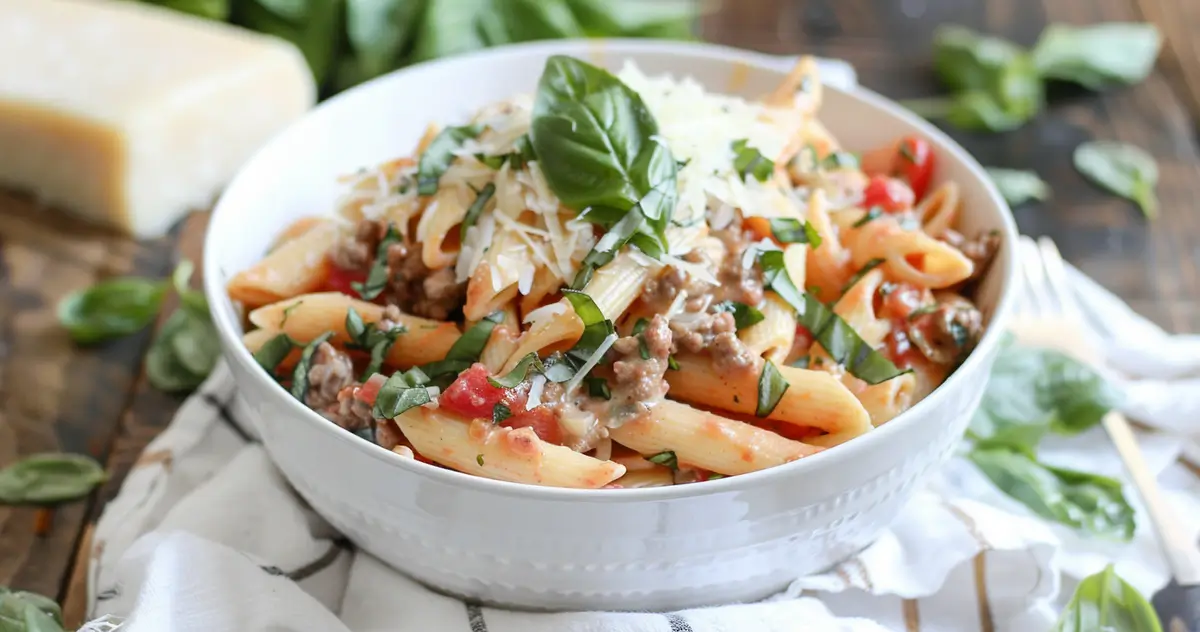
2;0;1199;626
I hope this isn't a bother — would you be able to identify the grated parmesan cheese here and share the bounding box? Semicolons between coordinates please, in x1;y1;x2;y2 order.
564;332;618;396
526;374;547;410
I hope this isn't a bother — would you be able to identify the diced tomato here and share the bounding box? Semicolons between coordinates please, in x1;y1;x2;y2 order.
894;136;935;201
355;373;388;406
881;283;924;320
501;406;563;445
324;260;366;298
862;175;915;213
439;364;508;419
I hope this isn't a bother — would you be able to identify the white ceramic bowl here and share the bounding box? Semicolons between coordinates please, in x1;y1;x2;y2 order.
204;39;1018;611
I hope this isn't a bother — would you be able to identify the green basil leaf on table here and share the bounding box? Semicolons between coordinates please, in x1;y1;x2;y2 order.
460;182;497;240
967;344;1121;450
58;278;167;344
969;446;1135;540
933;24;1027;92
146;0;230;20
755;360;790;417
1033;23;1162;90
0;589;64;628
731;139;774;182
254;333;299;374
230;0;342;86
0;453;106;505
420;311;504;377
757;250;907;385
372;367;432;419
768;218;822;247
1073;141;1160;219
1053;564;1162;632
146;308;217;393
908;90;1032;133
351;223;403;300
924;25;1043;131
985;167;1051;206
418;124;484;195
712;301;766;331
647;450;678;470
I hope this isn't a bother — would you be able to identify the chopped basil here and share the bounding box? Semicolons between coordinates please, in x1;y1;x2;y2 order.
290;331;335;402
417;124;483;195
570;206;647;289
842;258;885;293
563;289;616;364
488;353;546;388
647;450;678;470
821;151;859;170
492;403;512;424
631;317;651;359
712;301;766;330
767;218;822;247
731;138;774;182
667;355;680;371
475;153;507;169
852;207;883;228
755;360;789;417
585;376;611;400
372;367;432;420
476;454;486;466
351;224;402;300
508;134;536;169
253;333;299;375
791;355;811;369
421;311;504;377
280;300;302;327
758;250;907;384
459;182;496;241
707;473;726;481
344;307;407;379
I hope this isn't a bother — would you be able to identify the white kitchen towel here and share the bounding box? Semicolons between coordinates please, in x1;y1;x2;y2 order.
76;262;1200;632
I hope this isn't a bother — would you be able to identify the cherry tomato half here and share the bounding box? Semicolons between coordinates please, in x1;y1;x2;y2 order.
862;175;915;213
894;136;935;201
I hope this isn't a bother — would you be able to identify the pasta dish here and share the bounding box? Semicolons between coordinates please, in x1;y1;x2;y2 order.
228;56;998;489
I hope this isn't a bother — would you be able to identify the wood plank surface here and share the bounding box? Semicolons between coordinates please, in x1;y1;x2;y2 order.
0;0;1197;627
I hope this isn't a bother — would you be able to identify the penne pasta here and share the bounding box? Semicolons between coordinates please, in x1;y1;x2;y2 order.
479;304;521;373
227;220;343;307
416;185;472;270
847;372;917;427
741;293;797;365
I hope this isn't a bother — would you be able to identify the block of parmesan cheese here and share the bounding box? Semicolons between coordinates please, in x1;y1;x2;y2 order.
0;0;316;237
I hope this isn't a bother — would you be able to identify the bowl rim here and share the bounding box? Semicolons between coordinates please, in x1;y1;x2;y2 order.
204;37;1019;504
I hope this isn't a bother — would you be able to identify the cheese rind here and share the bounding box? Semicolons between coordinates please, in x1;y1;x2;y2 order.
0;0;316;237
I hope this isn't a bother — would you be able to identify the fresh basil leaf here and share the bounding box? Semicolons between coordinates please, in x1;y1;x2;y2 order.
475;153;507;169
821;151;859;170
985;167;1051;206
767;218;822;247
148;0;230;20
418;124;484;195
290;331;335;402
571;206;645;289
933;24;1026;92
842;258;884;293
758;250;906;384
492;403;513;424
343;0;422;81
508;134;536;169
490;0;582;42
647;450;678;470
345;306;367;343
421;311;503;376
1073;141;1159;219
251;0;307;22
410;0;490;62
0;453;106;505
968;345;1122;450
280;300;303;327
1053;564;1162;632
791;355;811;369
712;301;766;330
929;25;1043;132
755;360;789;417
0;588;64;628
969;446;1134;540
1033;23;1162;90
254;333;299;374
352;224;402;300
231;0;342;85
564;0;696;37
667;355;680;370
58;278;167;344
372;367;432;419
460;182;496;241
489;353;546;388
146;309;211;393
945;90;1033;132
562;289;616;363
852;207;883;228
731;139;774;182
168;309;220;378
585;376;612;400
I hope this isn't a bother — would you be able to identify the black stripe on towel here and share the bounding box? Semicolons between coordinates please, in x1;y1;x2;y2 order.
465;602;489;632
665;613;695;632
202;392;255;443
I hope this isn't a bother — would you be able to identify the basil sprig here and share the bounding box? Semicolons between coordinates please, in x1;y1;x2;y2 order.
0;586;65;631
755;360;790;417
58;277;167;344
757;250;907;384
1053;564;1162;632
417;124;483;195
647;450;678;470
530;55;678;288
712;301;766;330
731;139;774;182
344;307;407;379
0;453;107;505
372;367;432;420
460;182;496;240
767;218;822;247
1073;141;1159;219
985;167;1051;207
969;447;1134;540
352;224;402;300
421;311;504;377
254;333;300;376
290;331;335;402
1033;23;1162;91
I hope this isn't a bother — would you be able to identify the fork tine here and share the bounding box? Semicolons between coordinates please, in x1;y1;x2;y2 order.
1018;236;1051;317
1036;237;1083;321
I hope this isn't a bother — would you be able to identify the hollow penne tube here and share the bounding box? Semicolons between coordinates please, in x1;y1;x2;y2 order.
916;181;960;238
268;216;326;252
416;185;472;270
464;229;526;321
844;215;974;289
249;292;461;367
227;220;343;308
519;265;563;316
741;294;797;365
846;372;917;428
833;268;889;348
664;353;872;446
804;190;853;303
609;400;822;476
611;453;675;488
393;407;625;488
479;304;521;373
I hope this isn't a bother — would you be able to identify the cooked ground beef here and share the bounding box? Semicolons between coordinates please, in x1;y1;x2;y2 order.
327;384;374;432
384;242;465;321
375;419;404;450
907;298;984;364
306;343;355;410
670;311;736;354
943;229;1001;285
712;330;761;375
713;228;765;306
609;315;672;421
330;219;381;271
